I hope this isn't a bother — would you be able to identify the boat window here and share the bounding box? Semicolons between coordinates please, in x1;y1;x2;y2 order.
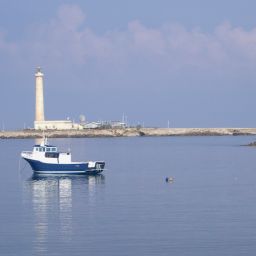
39;147;43;152
45;152;59;158
52;148;57;152
46;148;51;152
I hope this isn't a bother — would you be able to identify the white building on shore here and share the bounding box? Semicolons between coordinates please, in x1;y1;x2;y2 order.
34;120;83;130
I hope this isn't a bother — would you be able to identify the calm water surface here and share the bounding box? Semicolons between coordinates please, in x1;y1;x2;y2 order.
1;136;256;255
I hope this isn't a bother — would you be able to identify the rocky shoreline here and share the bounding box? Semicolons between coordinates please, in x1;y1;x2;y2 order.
1;128;256;139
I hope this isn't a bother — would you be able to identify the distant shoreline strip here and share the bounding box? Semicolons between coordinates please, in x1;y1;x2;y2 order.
1;128;256;139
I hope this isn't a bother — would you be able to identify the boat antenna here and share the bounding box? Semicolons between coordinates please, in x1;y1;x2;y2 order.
41;131;48;146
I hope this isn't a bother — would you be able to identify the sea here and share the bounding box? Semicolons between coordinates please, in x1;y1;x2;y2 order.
1;136;256;256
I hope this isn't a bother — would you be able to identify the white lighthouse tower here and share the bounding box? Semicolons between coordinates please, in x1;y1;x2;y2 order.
35;67;45;122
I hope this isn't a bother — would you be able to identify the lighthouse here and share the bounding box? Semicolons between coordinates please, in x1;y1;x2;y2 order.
33;67;81;130
35;67;45;122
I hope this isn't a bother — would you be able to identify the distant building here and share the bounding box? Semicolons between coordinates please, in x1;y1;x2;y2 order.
110;121;126;128
82;122;102;129
82;121;126;129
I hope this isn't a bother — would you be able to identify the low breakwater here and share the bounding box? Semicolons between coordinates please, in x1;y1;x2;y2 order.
1;128;256;139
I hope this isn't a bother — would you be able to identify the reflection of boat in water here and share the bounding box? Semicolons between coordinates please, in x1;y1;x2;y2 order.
21;137;105;175
22;173;105;253
30;173;105;184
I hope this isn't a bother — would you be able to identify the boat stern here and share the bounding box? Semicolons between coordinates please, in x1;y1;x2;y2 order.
87;161;105;174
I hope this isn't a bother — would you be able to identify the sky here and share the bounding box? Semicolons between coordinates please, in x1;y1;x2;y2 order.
1;0;256;129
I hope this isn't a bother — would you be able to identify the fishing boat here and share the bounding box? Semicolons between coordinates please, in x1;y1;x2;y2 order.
21;138;105;175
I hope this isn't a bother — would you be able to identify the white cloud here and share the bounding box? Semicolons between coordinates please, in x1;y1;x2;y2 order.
215;22;256;62
2;4;256;77
57;4;85;31
127;20;166;55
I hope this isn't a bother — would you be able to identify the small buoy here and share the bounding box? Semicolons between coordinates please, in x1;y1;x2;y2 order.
165;177;174;183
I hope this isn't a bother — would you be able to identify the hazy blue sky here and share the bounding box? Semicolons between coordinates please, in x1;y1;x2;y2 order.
1;0;256;129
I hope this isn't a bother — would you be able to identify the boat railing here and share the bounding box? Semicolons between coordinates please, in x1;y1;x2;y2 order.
21;151;33;156
59;152;70;155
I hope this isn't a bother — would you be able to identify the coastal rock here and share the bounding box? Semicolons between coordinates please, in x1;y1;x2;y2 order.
247;141;256;146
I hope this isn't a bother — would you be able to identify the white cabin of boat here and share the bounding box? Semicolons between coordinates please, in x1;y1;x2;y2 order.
21;139;77;164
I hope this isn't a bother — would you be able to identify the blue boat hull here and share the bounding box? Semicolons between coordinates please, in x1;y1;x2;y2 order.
23;158;105;175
